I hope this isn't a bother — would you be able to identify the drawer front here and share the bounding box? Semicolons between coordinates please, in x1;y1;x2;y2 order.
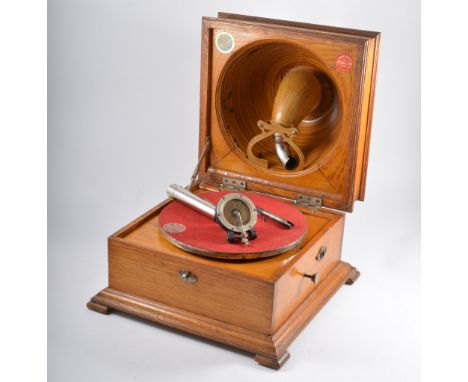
108;241;274;334
272;217;345;331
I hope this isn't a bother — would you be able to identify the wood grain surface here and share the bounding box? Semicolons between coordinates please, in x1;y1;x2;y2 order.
87;13;378;370
197;13;380;212
89;261;359;369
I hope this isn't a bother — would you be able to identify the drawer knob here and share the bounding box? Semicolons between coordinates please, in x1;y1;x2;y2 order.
304;272;320;284
179;270;197;283
316;246;327;261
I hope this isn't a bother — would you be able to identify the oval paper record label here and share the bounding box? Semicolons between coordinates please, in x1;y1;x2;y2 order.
159;191;308;260
163;223;186;234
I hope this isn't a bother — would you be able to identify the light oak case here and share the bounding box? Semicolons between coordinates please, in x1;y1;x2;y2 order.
88;13;380;370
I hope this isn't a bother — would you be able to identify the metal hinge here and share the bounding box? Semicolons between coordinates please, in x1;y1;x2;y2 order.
220;179;323;211
220;177;246;191
296;194;323;211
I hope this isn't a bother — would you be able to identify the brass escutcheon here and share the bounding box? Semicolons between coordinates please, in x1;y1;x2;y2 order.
316;246;327;261
178;270;197;283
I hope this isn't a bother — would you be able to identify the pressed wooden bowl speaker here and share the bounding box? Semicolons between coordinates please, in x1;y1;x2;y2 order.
216;40;343;175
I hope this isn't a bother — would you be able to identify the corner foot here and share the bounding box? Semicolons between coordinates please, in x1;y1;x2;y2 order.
87;299;112;314
345;269;360;285
255;351;290;370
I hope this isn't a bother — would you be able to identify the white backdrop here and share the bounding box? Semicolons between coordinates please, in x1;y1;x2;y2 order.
48;1;420;381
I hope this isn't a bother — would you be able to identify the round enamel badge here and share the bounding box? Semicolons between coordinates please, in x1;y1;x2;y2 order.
216;32;235;54
335;53;353;72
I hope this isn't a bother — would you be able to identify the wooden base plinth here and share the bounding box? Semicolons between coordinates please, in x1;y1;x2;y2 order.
87;300;112;314
87;261;358;369
345;268;361;285
255;351;290;369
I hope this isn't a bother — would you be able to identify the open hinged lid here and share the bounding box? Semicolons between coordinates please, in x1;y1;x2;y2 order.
197;13;380;213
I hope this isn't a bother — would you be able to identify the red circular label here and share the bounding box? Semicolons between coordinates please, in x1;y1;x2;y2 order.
336;54;353;72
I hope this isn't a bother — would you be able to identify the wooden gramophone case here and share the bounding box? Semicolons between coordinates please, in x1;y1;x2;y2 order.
87;13;380;369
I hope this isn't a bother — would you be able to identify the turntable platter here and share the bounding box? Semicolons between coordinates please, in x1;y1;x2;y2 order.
159;191;308;259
